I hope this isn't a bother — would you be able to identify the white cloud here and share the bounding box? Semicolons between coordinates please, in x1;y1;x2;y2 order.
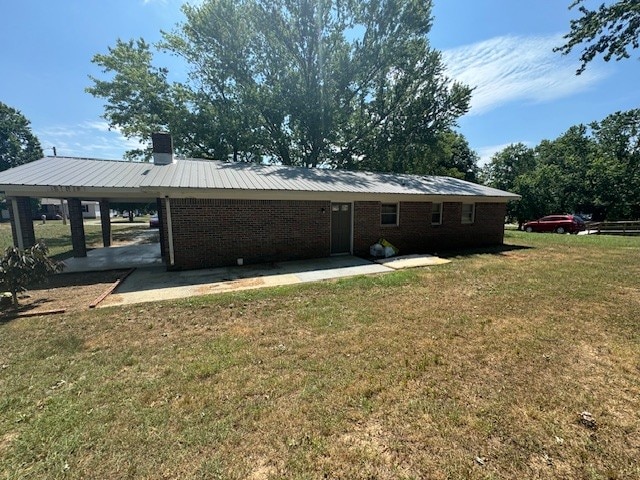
442;34;609;116
36;121;145;159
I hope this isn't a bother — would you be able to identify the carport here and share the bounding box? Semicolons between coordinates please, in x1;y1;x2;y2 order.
2;184;168;270
0;134;176;270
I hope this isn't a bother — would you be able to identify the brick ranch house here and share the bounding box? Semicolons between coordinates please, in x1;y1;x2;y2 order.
0;134;519;270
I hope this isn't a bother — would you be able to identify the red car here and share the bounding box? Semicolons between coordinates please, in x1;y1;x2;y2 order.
523;215;586;234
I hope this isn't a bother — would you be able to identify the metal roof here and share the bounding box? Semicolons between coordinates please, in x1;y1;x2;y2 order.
0;156;519;201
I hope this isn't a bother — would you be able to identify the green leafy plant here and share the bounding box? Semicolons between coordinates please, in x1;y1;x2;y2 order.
0;241;64;306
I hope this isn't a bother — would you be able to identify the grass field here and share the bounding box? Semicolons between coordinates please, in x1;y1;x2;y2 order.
0;218;150;259
1;231;639;479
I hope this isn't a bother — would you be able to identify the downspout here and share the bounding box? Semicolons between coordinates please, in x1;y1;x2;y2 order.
165;196;175;267
11;198;24;250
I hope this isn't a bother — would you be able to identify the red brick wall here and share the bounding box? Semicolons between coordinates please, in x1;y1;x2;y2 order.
353;201;506;256
161;198;331;269
160;198;506;269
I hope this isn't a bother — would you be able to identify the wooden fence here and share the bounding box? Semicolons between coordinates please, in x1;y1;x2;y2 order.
585;221;640;236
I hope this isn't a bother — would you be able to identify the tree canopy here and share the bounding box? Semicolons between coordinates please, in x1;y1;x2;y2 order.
555;0;640;74
0;102;43;172
87;0;473;174
482;109;640;222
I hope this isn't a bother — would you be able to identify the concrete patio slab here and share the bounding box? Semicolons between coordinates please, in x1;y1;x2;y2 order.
98;255;394;308
63;243;163;273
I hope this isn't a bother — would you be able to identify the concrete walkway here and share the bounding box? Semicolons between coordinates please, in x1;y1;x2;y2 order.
99;255;395;308
61;241;450;308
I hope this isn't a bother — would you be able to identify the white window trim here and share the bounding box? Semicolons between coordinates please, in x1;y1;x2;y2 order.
381;203;399;226
431;202;443;225
461;203;475;224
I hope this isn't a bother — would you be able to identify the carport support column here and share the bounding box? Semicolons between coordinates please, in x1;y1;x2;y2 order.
99;200;111;247
165;196;175;267
156;198;166;260
8;197;36;250
68;198;87;258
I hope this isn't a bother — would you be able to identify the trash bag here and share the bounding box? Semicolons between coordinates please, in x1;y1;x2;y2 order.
378;238;399;257
370;243;385;257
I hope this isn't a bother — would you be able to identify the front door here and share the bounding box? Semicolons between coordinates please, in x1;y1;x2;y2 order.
331;203;352;254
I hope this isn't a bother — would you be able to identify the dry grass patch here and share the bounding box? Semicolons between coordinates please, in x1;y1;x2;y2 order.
1;232;639;479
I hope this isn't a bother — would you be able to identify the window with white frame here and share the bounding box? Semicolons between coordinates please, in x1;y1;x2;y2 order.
431;202;442;225
461;203;475;224
381;203;398;225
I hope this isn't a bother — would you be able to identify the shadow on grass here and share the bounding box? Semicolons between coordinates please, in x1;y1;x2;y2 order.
0;270;129;324
37;270;131;288
0;298;59;323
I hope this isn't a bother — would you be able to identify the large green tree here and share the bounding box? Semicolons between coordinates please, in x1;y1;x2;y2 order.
480;143;536;226
364;129;479;181
534;125;597;213
556;0;640;74
589;109;640;218
480;143;536;192
0;102;43;172
88;0;472;172
483;109;640;223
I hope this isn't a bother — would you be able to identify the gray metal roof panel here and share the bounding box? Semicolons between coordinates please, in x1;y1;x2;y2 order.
0;156;519;199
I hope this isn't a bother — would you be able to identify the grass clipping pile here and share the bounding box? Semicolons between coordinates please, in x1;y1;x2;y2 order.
1;270;129;317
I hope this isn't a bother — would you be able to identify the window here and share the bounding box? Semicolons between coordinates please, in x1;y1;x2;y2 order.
431;203;442;225
381;203;398;225
461;203;475;224
81;205;89;213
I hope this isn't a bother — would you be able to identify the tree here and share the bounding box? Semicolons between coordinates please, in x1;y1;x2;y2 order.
480;144;536;226
480;143;536;192
481;110;640;223
0;241;63;307
555;0;640;74
362;129;479;180
0;102;43;172
589;109;640;218
512;164;566;225
88;0;472;172
534;125;597;213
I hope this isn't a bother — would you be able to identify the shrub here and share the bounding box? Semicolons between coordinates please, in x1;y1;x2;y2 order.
0;241;63;306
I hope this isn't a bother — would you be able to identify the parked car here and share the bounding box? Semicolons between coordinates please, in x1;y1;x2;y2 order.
149;215;160;228
523;215;586;234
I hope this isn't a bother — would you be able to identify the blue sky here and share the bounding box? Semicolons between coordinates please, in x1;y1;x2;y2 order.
2;0;638;166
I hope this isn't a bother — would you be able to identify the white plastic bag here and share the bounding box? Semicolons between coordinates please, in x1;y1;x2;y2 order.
370;243;384;257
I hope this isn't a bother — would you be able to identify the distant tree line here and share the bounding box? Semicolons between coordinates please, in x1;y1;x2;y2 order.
481;109;640;224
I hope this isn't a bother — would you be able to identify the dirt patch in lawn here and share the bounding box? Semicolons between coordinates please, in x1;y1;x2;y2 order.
0;270;130;318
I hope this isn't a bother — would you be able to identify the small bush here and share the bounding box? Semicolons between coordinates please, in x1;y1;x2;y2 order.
0;241;63;306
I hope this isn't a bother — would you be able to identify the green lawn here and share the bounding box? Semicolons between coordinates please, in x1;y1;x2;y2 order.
1;231;639;479
0;218;150;259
